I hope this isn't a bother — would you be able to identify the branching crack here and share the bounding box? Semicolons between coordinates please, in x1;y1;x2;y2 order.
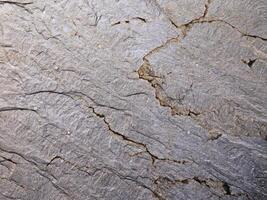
136;60;223;138
194;19;267;41
174;0;266;41
176;0;212;37
158;0;266;41
24;90;189;166
137;59;201;118
86;104;190;166
137;0;265;141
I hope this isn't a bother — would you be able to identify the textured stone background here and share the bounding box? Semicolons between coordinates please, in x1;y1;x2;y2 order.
0;0;266;199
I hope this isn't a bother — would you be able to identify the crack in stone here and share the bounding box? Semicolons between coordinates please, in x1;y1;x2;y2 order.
241;58;257;68
0;0;32;5
111;17;147;26
112;172;166;200
171;0;267;41
46;155;165;200
87;104;190;166
158;0;266;41
0;106;37;113
136;0;266;141
0;145;74;199
191;19;267;41
176;0;212;37
46;155;103;177
154;175;234;197
136;60;228;140
137;59;201;118
0;0;266;199
136;59;225;140
137;43;226;141
0;145;40;167
0;155;17;165
24;90;190;166
36;170;73;199
0;0;33;14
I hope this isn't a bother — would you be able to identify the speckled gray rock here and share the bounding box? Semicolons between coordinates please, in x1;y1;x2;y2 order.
0;0;266;200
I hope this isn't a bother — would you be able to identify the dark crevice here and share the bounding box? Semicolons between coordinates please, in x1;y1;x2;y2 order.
208;133;222;141
0;0;32;4
0;43;12;48
25;90;75;99
194;177;232;196
0;1;33;14
112;21;121;26
169;19;178;28
203;0;212;18
111;17;147;26
209;19;267;41
137;0;265;141
46;155;164;200
25;90;188;166
247;59;256;68
25;90;126;111
46;155;62;167
0;155;17;164
137;59;201;119
133;17;147;23
193;176;210;188
0;106;37;113
137;55;222;140
244;34;267;41
177;0;212;37
123;92;148;97
154;176;233;197
222;182;231;195
121;176;165;200
178;17;267;41
88;105;189;165
0;145;39;167
167;0;267;41
241;58;257;68
107;168;166;200
0;148;73;199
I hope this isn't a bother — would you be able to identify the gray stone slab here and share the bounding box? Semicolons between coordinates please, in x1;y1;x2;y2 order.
0;0;266;199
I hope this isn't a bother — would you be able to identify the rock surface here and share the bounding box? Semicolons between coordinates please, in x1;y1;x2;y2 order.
0;0;266;199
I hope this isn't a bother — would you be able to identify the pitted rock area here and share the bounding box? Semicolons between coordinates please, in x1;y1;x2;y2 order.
0;0;266;200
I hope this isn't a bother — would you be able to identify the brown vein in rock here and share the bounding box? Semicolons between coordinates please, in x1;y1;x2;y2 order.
137;0;266;140
153;176;234;197
177;0;212;37
137;59;201;118
137;54;223;140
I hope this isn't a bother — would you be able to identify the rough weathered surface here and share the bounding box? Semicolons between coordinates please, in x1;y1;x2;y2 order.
0;0;266;200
